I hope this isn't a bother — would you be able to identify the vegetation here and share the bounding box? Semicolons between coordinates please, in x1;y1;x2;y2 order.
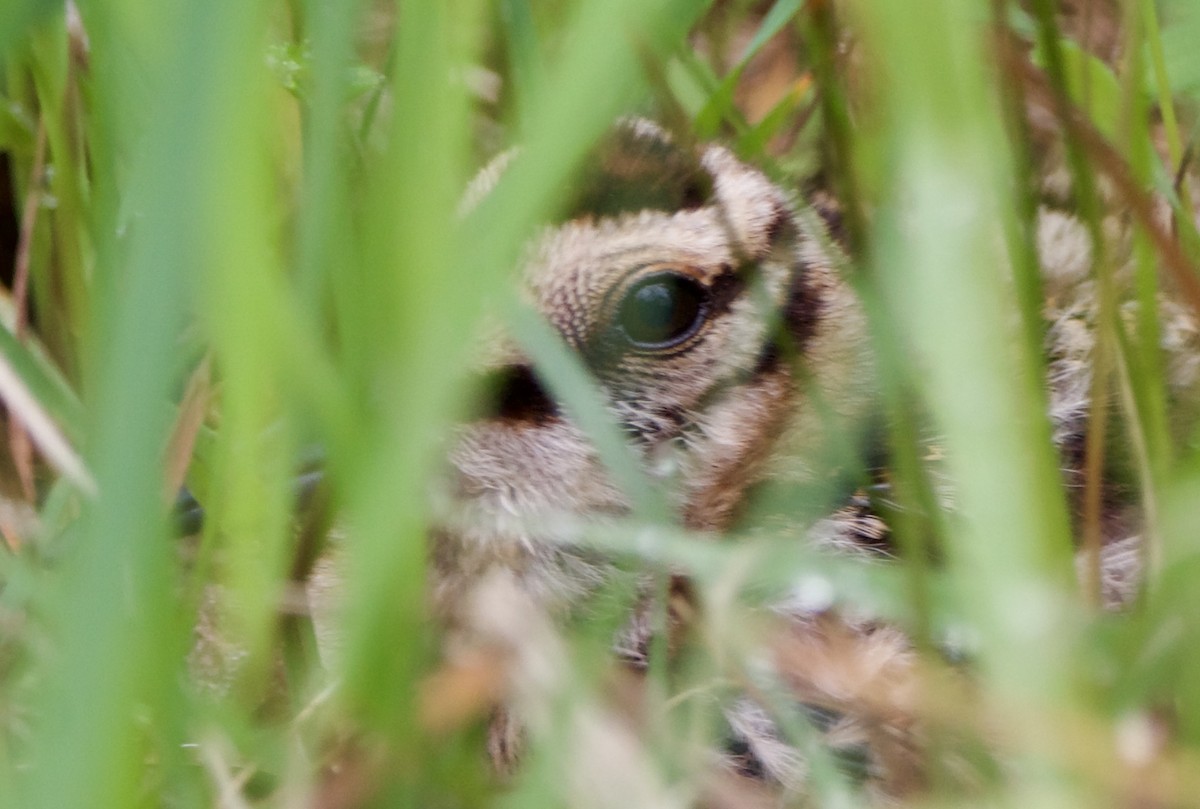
0;0;1199;805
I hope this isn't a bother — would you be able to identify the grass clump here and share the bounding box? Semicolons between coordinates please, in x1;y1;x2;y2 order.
0;0;1199;807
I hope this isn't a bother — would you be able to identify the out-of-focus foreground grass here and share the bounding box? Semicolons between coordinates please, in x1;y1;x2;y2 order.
1;0;1200;806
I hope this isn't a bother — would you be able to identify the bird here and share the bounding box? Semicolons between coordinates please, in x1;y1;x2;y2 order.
423;118;1011;802
431;118;875;631
337;117;1195;805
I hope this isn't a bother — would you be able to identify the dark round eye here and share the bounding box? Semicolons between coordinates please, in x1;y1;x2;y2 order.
616;272;708;350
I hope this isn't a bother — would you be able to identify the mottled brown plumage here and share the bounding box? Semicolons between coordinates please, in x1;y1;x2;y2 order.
319;118;1198;804
424;121;911;801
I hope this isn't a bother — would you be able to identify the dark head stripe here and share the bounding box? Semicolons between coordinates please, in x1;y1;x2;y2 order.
557;125;716;223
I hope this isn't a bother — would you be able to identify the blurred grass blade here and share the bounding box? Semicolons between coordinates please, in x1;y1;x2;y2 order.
499;0;544;135
850;0;1082;799
507;309;669;523
0;0;58;62
195;8;304;702
459;0;716;514
335;0;487;740
0;301;84;439
22;15;93;375
24;0;272;806
1031;37;1122;139
335;0;716;787
693;0;803;136
164;355;211;497
744;0;805;66
293;0;367;307
0;351;91;493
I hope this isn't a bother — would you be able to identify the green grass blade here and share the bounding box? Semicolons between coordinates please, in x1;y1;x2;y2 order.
22;0;273;806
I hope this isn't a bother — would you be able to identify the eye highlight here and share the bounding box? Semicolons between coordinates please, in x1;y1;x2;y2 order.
616;271;708;350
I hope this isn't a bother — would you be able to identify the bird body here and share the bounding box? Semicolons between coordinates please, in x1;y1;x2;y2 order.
319;118;1198;803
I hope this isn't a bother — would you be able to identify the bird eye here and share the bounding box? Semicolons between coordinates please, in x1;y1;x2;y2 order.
616;272;708;350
